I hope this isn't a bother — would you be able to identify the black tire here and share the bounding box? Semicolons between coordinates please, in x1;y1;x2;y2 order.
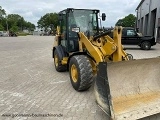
69;55;93;91
141;41;151;50
126;53;133;60
54;49;67;72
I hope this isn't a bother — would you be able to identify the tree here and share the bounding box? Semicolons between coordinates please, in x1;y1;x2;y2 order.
115;14;136;27
24;21;35;31
0;6;6;18
7;14;23;30
0;6;35;32
6;14;35;31
0;24;4;31
0;6;6;31
10;23;18;32
37;13;58;30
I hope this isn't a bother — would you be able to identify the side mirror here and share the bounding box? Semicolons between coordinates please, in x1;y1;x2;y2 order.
134;34;138;36
102;13;106;21
134;31;139;36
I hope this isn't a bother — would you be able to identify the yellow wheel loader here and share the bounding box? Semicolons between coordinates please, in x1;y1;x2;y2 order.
53;8;160;120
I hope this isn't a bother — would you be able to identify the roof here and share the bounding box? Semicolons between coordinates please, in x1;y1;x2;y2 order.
59;8;100;14
136;0;145;10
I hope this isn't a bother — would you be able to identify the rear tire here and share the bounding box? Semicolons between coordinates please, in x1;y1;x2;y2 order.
69;55;93;91
54;49;67;72
141;41;151;50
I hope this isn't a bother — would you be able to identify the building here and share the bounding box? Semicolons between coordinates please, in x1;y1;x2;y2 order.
136;0;160;43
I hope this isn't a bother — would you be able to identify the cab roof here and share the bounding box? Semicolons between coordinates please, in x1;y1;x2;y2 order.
59;8;100;14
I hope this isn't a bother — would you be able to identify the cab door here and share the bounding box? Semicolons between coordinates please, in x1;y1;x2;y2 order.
122;29;139;45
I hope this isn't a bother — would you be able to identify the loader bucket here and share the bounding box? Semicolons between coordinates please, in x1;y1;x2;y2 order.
95;57;160;120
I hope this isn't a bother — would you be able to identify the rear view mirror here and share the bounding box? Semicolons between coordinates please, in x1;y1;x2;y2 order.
102;13;106;21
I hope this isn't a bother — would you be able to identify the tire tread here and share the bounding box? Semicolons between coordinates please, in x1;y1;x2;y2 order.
70;55;93;91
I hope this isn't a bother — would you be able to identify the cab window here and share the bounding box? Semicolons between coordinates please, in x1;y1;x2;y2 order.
127;29;136;36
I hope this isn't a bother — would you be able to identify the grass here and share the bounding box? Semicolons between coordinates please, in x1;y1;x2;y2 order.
17;32;33;36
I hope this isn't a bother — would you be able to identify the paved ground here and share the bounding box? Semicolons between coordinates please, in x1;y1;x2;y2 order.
124;44;160;59
0;36;160;120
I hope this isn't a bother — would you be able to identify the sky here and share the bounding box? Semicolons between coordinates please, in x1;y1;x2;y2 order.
0;0;140;27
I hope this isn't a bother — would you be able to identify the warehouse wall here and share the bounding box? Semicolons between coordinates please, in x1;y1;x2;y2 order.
136;0;160;42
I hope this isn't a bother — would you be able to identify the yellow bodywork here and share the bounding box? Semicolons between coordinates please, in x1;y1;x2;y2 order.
53;26;129;71
78;26;128;63
70;64;78;83
54;54;59;67
53;35;59;48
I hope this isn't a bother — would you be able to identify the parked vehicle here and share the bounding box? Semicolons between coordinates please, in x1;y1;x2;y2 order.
0;31;9;37
0;31;3;36
107;27;156;50
3;31;9;37
121;27;156;50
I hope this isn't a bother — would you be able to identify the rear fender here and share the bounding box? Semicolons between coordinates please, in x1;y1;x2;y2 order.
53;45;67;59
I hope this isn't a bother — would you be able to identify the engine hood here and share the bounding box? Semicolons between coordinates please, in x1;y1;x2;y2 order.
141;35;155;40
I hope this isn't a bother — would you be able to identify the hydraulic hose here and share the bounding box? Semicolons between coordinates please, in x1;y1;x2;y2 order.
93;30;112;41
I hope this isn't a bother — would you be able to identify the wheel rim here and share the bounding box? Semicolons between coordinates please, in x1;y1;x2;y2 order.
54;54;58;67
71;64;78;83
143;42;150;50
145;44;149;49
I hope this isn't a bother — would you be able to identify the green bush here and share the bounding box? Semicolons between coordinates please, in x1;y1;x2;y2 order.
0;24;4;31
10;25;18;33
17;32;27;36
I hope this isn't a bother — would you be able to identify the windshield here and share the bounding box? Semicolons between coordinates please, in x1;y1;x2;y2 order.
68;9;99;36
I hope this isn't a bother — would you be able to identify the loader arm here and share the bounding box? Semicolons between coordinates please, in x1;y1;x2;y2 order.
78;26;129;63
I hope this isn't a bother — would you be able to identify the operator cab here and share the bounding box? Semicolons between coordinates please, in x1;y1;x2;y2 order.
58;8;104;53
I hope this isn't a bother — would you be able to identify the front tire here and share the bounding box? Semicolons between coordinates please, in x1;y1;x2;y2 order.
69;55;93;91
141;41;151;50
